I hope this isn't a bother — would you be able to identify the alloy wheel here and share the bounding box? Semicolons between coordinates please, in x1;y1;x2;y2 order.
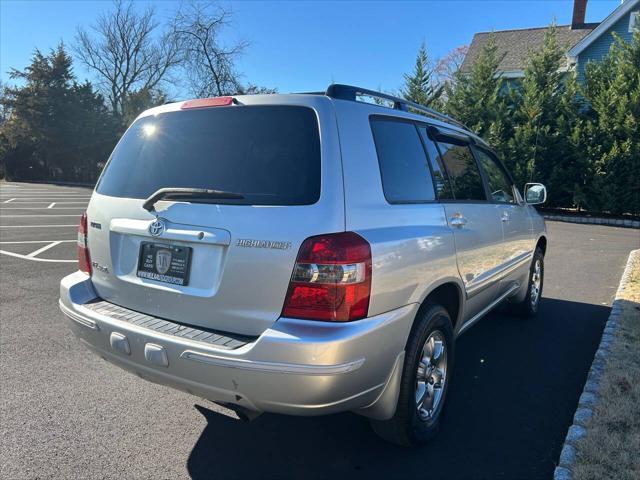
415;330;447;421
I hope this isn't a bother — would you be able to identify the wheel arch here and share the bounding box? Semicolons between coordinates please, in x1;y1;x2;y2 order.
415;279;464;332
536;235;548;255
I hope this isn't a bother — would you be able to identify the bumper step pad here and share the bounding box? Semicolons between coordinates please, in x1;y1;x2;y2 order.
84;299;256;350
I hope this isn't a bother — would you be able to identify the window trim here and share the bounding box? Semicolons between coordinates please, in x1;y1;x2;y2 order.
630;11;639;33
369;114;439;205
416;125;455;202
426;125;473;147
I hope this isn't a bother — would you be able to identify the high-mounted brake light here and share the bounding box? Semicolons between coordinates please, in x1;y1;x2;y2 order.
181;96;234;110
77;211;92;275
282;232;372;322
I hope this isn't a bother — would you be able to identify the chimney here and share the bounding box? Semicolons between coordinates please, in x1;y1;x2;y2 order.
572;0;588;29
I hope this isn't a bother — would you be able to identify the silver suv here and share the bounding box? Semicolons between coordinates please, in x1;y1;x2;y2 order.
60;84;547;446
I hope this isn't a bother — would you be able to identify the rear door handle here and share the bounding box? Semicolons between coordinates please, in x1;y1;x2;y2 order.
450;213;467;228
501;211;510;222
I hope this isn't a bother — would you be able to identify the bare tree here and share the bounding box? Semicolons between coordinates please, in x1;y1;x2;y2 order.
171;1;248;97
436;45;469;85
75;0;181;117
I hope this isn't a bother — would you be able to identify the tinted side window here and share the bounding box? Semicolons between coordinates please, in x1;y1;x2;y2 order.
370;118;436;203
418;128;454;200
473;147;515;203
436;142;486;201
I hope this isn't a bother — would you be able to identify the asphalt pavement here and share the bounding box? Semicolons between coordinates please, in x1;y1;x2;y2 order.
1;182;638;479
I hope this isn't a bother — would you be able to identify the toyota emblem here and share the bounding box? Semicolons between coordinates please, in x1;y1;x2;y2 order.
149;218;166;237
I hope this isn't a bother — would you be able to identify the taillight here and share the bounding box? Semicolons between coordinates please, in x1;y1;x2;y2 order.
77;211;92;275
282;232;372;322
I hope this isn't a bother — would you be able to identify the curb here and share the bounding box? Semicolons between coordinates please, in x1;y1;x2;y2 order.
543;214;640;229
553;249;640;480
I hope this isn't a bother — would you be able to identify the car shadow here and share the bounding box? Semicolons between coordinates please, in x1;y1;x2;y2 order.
186;297;610;480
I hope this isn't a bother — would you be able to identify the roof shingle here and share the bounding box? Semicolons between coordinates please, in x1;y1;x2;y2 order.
460;24;598;73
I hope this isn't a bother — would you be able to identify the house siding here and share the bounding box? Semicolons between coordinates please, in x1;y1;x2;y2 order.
576;9;638;82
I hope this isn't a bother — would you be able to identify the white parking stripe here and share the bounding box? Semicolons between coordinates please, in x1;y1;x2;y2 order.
0;214;80;217
0;193;91;196
9;201;88;204
0;207;86;210
0;224;77;228
0;197;91;200
0;250;76;263
27;241;62;257
47;203;56;208
0;240;76;244
0;190;82;193
3;198;16;203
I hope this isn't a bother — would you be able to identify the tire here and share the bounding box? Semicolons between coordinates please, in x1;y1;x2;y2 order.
370;303;454;446
505;247;544;318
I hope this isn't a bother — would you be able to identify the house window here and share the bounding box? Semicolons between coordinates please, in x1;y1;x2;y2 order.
631;11;640;32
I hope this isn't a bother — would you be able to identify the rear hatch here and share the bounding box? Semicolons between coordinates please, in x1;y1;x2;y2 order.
86;96;344;336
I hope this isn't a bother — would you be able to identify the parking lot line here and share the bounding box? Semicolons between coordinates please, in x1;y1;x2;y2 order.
26;241;62;257
0;207;86;210
0;197;91;200
7;201;89;204
0;214;81;217
3;198;16;203
0;240;76;244
0;193;91;196
0;224;77;228
47;203;55;208
0;249;76;263
0;188;80;195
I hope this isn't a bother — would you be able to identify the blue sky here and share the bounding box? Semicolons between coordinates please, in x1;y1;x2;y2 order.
1;0;620;97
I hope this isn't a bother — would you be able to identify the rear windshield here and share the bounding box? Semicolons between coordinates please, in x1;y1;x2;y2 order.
96;105;321;205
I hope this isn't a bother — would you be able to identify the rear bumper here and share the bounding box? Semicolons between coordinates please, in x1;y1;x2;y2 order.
60;271;416;417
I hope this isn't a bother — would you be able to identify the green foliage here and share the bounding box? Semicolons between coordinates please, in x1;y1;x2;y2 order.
579;31;640;215
121;88;169;129
0;44;118;182
443;25;637;215
506;24;586;208
445;35;504;138
444;35;515;177
402;42;443;108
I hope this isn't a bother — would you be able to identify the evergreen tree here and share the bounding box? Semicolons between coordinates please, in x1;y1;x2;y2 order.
507;24;584;206
445;35;506;138
402;42;443;108
0;44;118;182
580;31;640;214
122;88;169;128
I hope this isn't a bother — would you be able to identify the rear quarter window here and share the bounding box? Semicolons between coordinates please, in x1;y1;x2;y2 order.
96;105;321;205
370;117;436;203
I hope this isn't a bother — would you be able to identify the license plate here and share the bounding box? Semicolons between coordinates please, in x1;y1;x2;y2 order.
137;242;192;286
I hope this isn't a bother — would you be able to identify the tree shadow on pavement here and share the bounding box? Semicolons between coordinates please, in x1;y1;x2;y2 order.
187;297;610;480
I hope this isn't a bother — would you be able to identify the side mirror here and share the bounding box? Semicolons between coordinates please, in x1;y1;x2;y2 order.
524;183;547;205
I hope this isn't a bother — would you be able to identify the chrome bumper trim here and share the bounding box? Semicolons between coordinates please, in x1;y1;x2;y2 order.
180;350;365;376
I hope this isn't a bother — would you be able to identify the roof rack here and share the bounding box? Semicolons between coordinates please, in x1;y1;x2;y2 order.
324;83;469;130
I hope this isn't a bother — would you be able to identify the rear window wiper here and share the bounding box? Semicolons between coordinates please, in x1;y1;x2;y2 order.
143;187;245;212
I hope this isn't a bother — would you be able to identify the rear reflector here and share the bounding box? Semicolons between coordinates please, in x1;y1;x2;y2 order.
181;96;234;109
282;232;372;322
77;211;91;275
